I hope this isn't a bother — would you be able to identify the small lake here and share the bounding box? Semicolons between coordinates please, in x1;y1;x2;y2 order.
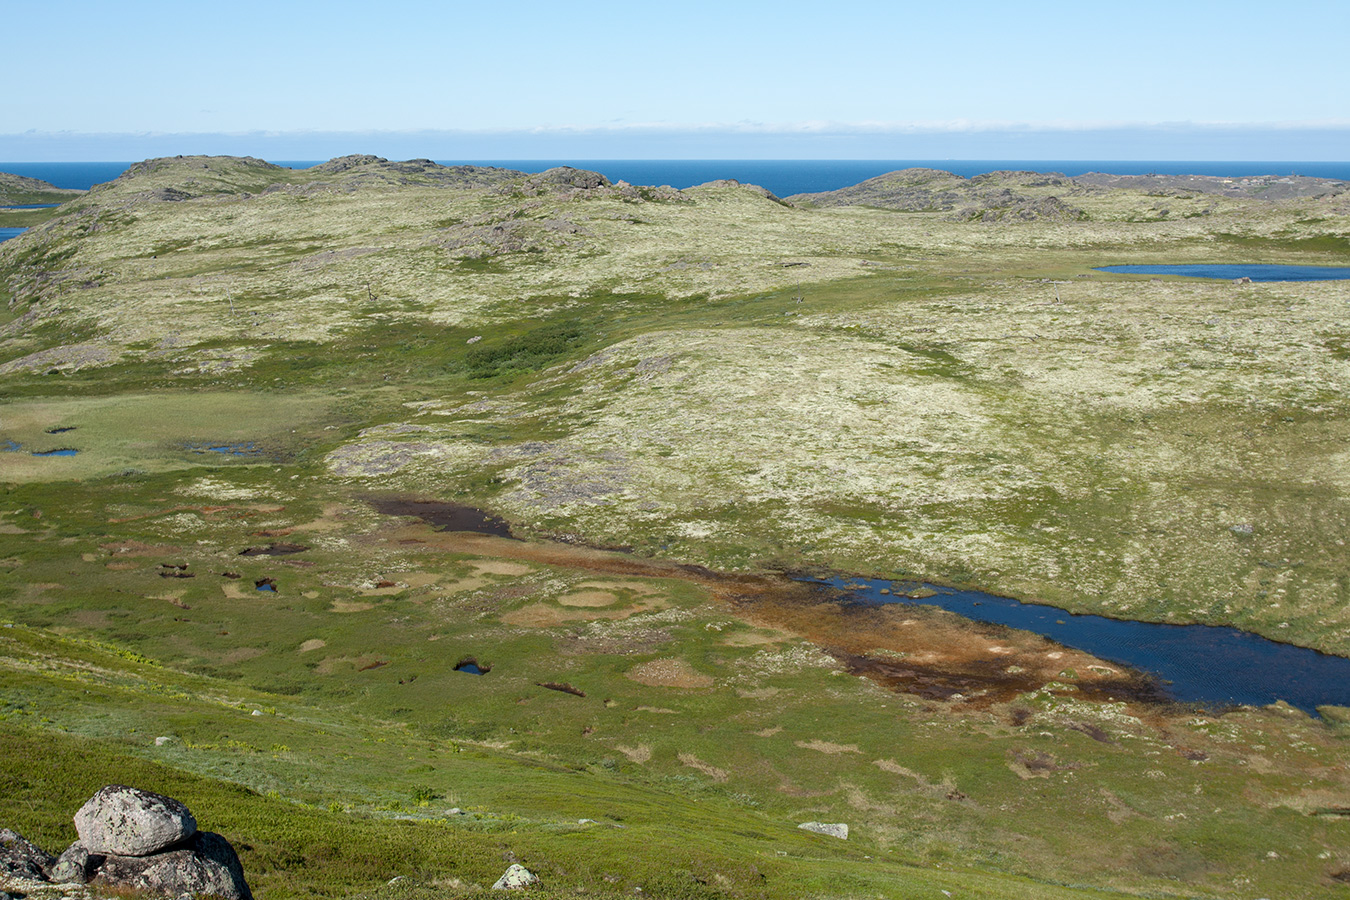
0;204;60;210
814;576;1350;715
1096;264;1350;281
0;227;25;244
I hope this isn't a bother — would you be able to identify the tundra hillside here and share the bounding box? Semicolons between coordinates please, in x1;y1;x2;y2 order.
2;156;1350;900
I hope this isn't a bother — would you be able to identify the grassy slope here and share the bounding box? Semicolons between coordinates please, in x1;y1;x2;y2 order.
3;157;1350;898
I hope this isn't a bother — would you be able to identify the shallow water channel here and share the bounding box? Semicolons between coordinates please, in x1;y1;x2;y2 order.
1095;264;1350;281
811;576;1350;715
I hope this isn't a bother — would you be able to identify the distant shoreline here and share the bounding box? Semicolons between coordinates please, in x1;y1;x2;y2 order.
3;158;1349;197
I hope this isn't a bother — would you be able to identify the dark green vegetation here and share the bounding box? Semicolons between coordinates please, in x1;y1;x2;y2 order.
3;156;1350;899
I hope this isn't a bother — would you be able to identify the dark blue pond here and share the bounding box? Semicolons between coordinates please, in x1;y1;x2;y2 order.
0;440;20;452
0;204;60;210
814;576;1350;716
0;227;25;244
31;448;78;457
1096;264;1350;282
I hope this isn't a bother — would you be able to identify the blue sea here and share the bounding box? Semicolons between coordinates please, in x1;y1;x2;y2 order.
4;159;1349;197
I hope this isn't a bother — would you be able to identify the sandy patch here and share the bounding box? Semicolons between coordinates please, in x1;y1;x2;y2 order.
755;726;783;737
615;744;651;763
678;752;728;782
635;706;678;714
558;590;619;608
221;584;248;599
626;657;714;689
303;591;320;599
299;639;327;653
331;599;376;612
796;740;861;754
401;572;442;588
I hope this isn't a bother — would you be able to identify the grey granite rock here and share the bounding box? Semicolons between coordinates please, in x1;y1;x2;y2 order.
75;785;197;857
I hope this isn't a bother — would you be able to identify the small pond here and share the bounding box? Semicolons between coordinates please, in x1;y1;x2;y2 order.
31;448;78;457
0;440;20;452
812;576;1350;715
0;227;25;244
1095;264;1350;281
187;442;265;457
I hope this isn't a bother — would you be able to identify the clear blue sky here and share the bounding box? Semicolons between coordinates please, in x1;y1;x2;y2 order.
4;0;1348;159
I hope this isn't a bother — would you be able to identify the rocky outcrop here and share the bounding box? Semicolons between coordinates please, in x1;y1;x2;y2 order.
94;831;250;900
798;821;849;839
0;829;54;880
2;786;250;900
75;784;197;856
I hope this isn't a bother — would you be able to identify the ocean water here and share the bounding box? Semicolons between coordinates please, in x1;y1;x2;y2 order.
4;159;1349;198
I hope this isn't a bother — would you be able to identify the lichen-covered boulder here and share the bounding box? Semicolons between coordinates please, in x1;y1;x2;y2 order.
51;840;100;884
492;863;539;890
74;785;197;857
94;831;251;900
0;829;54;879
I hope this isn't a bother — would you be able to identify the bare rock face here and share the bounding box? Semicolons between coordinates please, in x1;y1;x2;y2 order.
0;829;54;880
74;785;197;857
94;831;252;900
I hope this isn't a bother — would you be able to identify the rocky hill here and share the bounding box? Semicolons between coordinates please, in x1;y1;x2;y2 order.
0;172;84;207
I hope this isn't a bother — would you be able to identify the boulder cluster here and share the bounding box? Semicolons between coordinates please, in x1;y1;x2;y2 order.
1;785;250;900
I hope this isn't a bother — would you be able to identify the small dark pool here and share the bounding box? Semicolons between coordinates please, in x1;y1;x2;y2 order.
31;448;78;457
812;576;1350;716
0;228;26;244
1096;264;1350;281
455;657;490;675
191;442;264;457
0;440;19;452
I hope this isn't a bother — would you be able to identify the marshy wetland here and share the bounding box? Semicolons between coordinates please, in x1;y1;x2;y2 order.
4;156;1350;899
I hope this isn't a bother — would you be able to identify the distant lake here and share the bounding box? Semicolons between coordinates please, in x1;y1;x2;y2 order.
1096;264;1350;282
4;159;1350;198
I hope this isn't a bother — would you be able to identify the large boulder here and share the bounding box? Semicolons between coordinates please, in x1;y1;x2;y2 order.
0;829;54;879
75;785;197;856
93;831;251;900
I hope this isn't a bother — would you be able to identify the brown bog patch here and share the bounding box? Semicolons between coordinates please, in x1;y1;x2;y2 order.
299;639;327;653
471;560;535;577
627;658;714;688
332;599;375;613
